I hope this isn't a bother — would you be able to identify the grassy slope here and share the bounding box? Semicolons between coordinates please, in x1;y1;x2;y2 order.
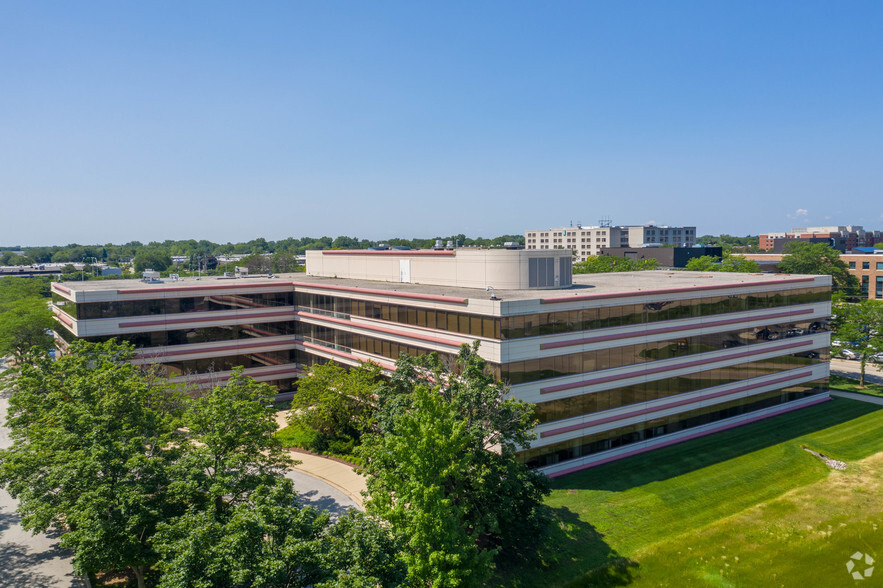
495;398;883;587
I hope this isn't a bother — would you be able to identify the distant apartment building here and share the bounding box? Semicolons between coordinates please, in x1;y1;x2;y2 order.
759;226;883;253
525;224;697;262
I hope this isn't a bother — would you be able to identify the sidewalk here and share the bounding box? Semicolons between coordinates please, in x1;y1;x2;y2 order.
828;390;883;406
275;410;368;508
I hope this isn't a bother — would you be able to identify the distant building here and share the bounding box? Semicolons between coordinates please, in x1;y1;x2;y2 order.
598;246;723;268
743;251;883;300
525;224;697;262
759;226;883;253
52;248;831;477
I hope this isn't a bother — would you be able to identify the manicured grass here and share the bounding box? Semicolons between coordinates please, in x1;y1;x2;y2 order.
829;373;883;398
494;398;883;587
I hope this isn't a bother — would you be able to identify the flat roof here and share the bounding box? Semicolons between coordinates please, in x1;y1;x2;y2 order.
54;270;826;303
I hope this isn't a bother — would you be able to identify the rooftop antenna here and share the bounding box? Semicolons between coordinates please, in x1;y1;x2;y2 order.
599;216;612;228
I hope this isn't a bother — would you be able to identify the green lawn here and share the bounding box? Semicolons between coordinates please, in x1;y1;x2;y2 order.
829;373;883;398
494;397;883;587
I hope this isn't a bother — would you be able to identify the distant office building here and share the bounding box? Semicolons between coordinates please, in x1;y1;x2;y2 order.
760;226;883;253
52;248;830;476
525;224;696;262
598;246;723;268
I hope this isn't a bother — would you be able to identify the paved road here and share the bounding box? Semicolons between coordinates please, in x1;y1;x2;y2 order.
285;470;359;519
0;392;88;587
830;358;883;385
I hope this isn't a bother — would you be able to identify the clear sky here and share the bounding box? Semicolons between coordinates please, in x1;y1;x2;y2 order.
1;1;881;246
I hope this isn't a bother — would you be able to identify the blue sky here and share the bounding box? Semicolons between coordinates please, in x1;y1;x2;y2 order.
1;1;881;246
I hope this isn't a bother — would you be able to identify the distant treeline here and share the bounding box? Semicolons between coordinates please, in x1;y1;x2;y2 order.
0;234;526;266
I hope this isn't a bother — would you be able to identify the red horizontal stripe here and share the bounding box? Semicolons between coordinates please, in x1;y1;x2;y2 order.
300;341;396;371
540;369;815;438
118;308;293;328
295;310;465;348
539;308;816;350
321;250;455;256
52;284;71;294
181;366;302;385
53;311;73;326
289;281;468;305
539;339;814;394
540;277;819;304
118;281;288;295
545;395;830;477
134;337;297;359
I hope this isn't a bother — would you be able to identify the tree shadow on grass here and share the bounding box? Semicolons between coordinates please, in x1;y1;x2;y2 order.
553;397;881;493
492;505;639;587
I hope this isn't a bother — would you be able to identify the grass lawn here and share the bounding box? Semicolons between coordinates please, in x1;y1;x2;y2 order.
829;373;883;398
494;397;883;587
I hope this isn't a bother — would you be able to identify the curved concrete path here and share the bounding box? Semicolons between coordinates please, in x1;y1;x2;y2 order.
275;410;368;510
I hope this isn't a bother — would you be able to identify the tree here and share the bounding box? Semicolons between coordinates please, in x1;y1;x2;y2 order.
832;300;883;385
573;255;658;273
133;249;172;272
237;253;274;274
685;255;761;273
171;369;293;515
778;242;858;292
155;480;406;588
0;295;54;363
273;250;300;273
0;341;184;587
289;361;382;454
360;343;550;586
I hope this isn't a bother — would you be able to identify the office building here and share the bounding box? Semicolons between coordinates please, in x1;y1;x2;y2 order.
525;224;697;262
51;248;831;476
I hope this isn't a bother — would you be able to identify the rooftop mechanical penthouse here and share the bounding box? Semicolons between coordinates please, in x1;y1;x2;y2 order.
51;248;832;476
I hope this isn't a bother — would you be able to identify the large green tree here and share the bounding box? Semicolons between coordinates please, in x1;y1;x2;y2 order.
0;297;55;362
360;343;550;586
155;480;405;588
832;300;883;385
0;341;184;587
171;369;293;515
778;242;858;292
288;361;382;454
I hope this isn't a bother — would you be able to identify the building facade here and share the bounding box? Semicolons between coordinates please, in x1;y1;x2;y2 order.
741;252;883;301
759;226;883;253
525;224;697;262
51;249;831;477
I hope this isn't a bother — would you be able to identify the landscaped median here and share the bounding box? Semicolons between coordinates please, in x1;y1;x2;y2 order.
493;397;883;587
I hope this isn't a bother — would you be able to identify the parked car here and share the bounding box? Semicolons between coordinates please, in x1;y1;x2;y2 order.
839;349;858;360
871;352;883;363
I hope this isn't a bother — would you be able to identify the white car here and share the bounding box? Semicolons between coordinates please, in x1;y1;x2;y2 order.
839;349;858;360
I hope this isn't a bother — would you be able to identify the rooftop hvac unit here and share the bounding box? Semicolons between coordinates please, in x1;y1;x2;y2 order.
235;266;249;276
141;270;160;282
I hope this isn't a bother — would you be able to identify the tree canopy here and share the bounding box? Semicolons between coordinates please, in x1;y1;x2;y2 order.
832;300;883;385
0;341;402;586
573;255;659;273
778;242;858;292
359;343;550;586
684;255;761;273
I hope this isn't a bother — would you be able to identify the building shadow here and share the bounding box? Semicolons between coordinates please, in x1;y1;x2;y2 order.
493;505;638;587
552;397;881;493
